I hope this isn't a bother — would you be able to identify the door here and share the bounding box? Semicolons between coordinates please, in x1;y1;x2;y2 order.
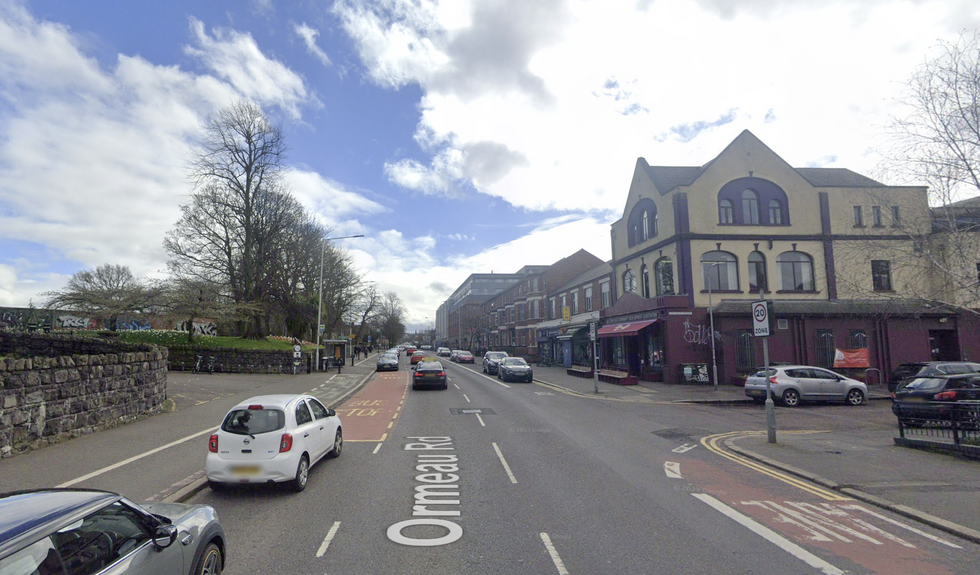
307;398;338;459
783;368;815;398
929;330;960;361
294;400;323;461
811;368;847;399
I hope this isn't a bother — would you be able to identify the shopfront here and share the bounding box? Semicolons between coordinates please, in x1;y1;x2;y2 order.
597;319;663;380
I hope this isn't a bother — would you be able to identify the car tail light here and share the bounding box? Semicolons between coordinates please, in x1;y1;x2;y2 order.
769;376;778;384
437;371;446;377
934;391;957;401
208;434;218;453
248;404;263;410
890;392;897;399
279;433;293;452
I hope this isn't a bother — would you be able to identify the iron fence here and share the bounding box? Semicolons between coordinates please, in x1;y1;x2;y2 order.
895;401;980;448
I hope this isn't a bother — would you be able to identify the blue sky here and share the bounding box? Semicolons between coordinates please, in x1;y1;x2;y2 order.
1;0;978;329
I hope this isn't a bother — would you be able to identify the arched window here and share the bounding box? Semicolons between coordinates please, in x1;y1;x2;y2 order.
742;190;759;225
641;264;651;298
701;251;739;291
719;199;733;224
652;210;659;237
627;198;658;247
623;269;637;293
748;251;767;293
642;212;649;240
768;200;783;225
655;257;675;295
631;224;640;246
777;251;815;291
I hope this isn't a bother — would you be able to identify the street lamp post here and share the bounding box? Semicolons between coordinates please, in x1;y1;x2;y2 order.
316;234;364;370
702;260;722;391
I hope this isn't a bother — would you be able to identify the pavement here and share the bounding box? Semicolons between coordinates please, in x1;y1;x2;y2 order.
168;354;980;545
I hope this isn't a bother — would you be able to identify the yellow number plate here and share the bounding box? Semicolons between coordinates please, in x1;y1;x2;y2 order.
231;466;261;475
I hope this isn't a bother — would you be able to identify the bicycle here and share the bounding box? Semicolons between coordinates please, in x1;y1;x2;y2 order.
194;355;216;374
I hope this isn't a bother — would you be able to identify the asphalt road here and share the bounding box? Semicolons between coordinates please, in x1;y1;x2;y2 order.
3;354;978;574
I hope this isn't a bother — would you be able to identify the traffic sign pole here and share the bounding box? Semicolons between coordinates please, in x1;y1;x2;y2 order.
756;290;777;444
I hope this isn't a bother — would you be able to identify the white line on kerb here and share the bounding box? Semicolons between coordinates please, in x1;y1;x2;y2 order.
57;426;219;488
476;413;486;427
492;442;517;484
692;494;845;575
316;521;342;557
540;533;570;574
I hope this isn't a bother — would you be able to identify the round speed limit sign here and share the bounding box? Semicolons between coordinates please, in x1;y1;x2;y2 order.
752;301;769;336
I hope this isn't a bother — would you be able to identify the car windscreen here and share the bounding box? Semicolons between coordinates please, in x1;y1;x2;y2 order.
502;358;527;366
488;352;506;360
900;377;947;391
222;408;285;435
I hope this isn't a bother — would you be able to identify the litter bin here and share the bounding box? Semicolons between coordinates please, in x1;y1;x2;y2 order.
678;363;709;385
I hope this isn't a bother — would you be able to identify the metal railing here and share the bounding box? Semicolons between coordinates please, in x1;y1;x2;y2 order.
895;401;980;447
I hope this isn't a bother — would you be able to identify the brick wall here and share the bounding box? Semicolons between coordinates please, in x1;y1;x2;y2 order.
0;332;168;458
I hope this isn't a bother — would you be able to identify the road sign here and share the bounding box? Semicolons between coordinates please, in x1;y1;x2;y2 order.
319;324;325;333
293;351;302;358
293;344;302;352
752;301;770;337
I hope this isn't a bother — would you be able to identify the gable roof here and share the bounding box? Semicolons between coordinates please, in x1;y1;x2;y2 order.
638;130;887;195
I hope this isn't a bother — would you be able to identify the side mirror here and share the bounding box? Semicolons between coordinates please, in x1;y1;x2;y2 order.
327;409;336;417
152;525;178;549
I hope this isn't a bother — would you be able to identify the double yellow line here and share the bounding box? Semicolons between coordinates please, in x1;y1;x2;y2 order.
701;431;851;501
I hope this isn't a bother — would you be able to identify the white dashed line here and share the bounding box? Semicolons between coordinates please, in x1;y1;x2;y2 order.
492;442;517;484
540;533;569;574
316;521;342;557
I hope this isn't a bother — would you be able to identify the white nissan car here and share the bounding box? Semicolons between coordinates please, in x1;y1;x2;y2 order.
206;394;343;492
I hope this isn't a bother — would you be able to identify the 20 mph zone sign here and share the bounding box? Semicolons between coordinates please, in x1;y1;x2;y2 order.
752;301;770;337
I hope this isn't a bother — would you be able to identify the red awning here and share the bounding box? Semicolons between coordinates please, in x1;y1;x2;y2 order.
597;319;657;338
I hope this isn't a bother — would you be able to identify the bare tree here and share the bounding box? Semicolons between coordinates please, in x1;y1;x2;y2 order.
372;291;406;346
43;264;162;331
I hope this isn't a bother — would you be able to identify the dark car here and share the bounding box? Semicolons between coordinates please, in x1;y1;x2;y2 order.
887;361;980;392
413;360;448;390
482;351;509;375
0;489;225;575
376;353;399;372
497;357;533;382
891;373;980;425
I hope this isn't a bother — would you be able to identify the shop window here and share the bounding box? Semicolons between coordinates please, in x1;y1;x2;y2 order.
777;251;815;291
655;257;674;295
736;331;754;370
816;330;835;368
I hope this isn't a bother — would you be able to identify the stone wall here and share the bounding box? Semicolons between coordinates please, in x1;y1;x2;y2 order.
0;332;168;458
167;346;305;374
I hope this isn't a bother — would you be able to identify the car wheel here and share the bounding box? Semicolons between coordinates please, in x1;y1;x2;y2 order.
846;389;865;406
194;541;222;575
291;455;309;492
207;480;226;492
327;429;343;458
781;389;800;407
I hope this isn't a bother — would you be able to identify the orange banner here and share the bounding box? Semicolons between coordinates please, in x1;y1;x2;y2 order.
833;348;870;368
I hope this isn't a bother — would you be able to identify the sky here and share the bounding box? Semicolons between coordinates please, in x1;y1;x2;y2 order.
0;0;978;331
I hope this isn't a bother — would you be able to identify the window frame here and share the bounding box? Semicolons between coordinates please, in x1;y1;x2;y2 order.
701;251;739;291
742;189;760;225
853;206;864;227
768;199;783;225
872;260;892;291
748;251;768;293
777;251;816;292
719;199;734;224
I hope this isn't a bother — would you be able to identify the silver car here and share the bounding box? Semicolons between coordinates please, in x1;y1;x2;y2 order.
0;489;224;575
744;365;867;407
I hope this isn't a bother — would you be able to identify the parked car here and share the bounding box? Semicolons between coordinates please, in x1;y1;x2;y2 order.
497;357;533;382
436;347;451;357
405;346;417;357
413;360;448;390
483;351;509;375
376;353;399;372
744;365;867;407
891;373;980;426
205;394;342;492
456;351;475;364
410;350;426;365
887;361;980;392
0;488;225;575
449;349;462;362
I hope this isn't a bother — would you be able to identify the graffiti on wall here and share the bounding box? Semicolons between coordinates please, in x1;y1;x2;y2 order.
175;321;218;336
683;320;721;347
108;317;152;331
0;307;54;331
57;315;93;329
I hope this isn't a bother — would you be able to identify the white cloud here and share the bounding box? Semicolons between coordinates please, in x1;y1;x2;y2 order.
294;23;332;66
336;0;980;218
287;169;387;234
184;18;316;119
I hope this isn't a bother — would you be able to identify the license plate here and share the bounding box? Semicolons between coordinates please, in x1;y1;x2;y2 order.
231;466;261;475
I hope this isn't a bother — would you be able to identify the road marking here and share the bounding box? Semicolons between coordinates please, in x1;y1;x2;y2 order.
454;383;461;390
672;443;697;453
664;461;682;478
476;413;486;427
540;533;570;575
841;504;962;549
316;521;341;557
693;494;845;575
701;432;849;501
58;426;219;487
492;442;518;484
373;443;383;454
463;394;471;403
